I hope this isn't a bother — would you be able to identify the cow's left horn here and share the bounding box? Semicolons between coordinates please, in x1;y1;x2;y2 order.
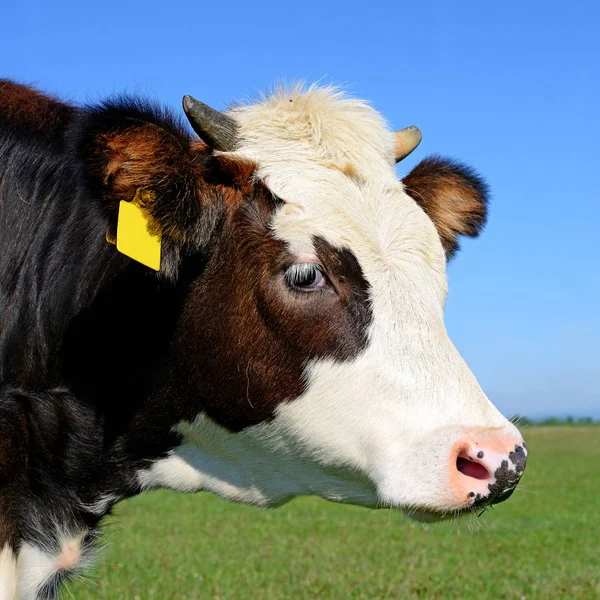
394;126;422;162
182;95;239;152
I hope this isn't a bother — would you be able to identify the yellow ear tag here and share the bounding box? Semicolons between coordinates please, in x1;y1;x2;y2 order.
114;189;162;271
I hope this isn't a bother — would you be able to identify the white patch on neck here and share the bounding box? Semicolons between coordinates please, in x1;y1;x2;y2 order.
12;531;89;600
17;543;56;600
138;447;270;506
137;414;378;508
0;545;17;600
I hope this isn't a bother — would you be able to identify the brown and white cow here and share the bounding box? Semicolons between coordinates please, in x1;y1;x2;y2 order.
0;80;526;599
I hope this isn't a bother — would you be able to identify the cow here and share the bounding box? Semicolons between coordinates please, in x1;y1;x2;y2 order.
0;79;527;599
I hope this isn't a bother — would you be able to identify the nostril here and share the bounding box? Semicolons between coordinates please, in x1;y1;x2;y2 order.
456;454;490;481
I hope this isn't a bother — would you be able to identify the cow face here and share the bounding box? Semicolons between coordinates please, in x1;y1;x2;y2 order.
133;87;526;520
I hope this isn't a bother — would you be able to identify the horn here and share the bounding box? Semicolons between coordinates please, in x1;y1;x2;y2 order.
182;95;239;152
394;126;422;162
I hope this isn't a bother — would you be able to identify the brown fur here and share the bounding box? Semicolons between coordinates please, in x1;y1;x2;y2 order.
87;119;257;264
92;125;199;216
172;189;372;431
402;156;488;259
93;127;254;210
0;80;74;139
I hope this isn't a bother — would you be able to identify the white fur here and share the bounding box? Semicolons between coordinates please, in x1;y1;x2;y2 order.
82;494;118;516
139;415;376;507
0;545;17;600
6;532;89;600
16;543;55;600
141;85;522;515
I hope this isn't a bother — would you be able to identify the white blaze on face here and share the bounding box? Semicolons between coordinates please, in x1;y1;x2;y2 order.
140;85;521;514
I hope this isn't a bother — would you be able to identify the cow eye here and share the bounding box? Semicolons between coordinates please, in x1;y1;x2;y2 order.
285;263;328;291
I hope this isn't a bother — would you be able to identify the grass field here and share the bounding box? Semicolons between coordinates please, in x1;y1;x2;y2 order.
63;427;599;599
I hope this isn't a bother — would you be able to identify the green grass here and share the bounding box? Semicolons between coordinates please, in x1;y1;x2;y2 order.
63;427;599;599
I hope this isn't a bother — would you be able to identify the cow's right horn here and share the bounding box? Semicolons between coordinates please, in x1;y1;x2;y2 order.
182;95;239;152
394;126;422;162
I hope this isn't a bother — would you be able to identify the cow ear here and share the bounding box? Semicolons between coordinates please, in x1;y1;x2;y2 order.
402;155;489;260
78;100;214;246
77;99;254;275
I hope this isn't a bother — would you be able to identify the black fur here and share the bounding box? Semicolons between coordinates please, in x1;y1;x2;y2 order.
0;83;224;570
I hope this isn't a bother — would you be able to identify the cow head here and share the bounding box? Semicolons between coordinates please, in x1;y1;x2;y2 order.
86;86;526;521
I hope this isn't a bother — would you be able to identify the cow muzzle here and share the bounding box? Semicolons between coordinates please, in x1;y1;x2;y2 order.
449;428;528;510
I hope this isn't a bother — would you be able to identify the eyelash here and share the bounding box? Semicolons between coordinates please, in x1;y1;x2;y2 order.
284;263;328;292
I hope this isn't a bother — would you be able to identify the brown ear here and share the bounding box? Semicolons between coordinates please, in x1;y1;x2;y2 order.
79;101;209;244
78;99;256;274
402;155;489;260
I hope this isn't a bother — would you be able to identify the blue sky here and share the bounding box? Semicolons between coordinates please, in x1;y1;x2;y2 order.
2;1;598;417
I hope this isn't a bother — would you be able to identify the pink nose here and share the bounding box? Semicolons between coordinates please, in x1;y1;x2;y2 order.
450;430;527;507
